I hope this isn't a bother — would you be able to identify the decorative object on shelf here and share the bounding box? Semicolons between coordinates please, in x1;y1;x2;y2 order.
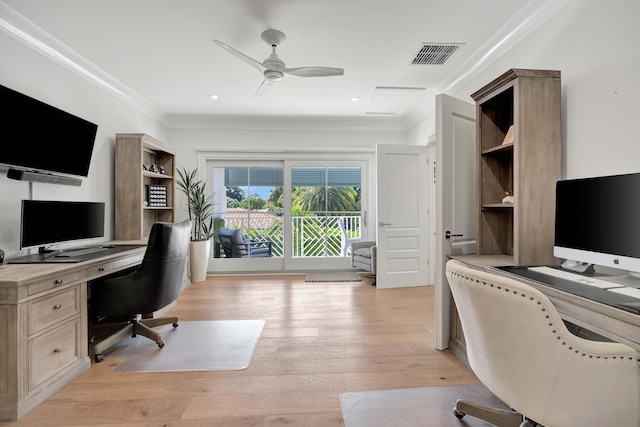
0;248;4;264
177;167;215;283
502;125;515;145
146;184;168;207
502;191;514;204
149;164;159;173
159;165;165;174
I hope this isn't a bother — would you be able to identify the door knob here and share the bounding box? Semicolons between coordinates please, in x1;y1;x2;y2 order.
445;231;463;239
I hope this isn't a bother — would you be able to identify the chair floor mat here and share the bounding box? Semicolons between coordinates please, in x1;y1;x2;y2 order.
104;320;265;373
340;383;512;426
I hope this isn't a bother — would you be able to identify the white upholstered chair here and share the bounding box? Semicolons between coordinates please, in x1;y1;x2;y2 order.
445;259;640;427
351;241;376;284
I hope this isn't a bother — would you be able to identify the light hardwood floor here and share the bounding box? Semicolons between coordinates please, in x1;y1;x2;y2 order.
2;274;478;427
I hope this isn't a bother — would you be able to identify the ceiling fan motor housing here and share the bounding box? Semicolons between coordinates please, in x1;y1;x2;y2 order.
264;69;284;82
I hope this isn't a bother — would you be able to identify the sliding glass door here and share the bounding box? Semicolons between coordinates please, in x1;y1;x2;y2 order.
206;156;369;273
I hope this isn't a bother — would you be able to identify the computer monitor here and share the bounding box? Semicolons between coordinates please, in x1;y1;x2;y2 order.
554;172;640;278
20;200;105;251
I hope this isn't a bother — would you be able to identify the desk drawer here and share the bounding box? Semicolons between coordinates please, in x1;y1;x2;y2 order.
29;318;81;390
28;287;81;335
85;255;144;281
28;271;83;296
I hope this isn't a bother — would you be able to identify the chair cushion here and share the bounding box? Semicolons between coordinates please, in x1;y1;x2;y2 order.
230;229;245;245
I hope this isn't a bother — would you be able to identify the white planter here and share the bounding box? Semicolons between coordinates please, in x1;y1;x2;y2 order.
189;239;211;283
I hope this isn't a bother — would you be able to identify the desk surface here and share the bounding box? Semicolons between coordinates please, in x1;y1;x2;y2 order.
450;255;640;353
0;242;146;287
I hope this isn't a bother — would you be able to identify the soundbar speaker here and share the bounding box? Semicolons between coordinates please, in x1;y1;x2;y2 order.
7;168;82;186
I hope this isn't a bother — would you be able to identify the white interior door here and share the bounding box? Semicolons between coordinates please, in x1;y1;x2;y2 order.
376;144;429;289
435;94;476;350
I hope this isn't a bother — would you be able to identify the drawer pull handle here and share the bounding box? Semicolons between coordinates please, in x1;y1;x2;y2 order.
53;304;62;310
54;279;64;285
53;347;62;354
98;267;105;272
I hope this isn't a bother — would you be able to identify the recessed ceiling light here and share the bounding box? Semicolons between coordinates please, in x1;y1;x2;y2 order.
351;97;360;102
209;94;219;100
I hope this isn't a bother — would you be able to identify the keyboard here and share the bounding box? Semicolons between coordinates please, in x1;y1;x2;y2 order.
55;246;109;258
609;287;640;299
527;266;625;290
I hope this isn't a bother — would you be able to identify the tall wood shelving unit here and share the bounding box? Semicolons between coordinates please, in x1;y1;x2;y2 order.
471;68;561;266
115;133;176;241
449;69;562;367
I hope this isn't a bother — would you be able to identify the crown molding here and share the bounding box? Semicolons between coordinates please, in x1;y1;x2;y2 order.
0;1;164;121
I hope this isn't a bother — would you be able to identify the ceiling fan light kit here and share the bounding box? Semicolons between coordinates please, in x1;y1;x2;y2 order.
213;29;344;95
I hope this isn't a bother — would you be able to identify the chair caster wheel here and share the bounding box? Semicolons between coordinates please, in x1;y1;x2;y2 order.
157;340;165;349
453;408;465;419
94;353;104;363
172;322;179;328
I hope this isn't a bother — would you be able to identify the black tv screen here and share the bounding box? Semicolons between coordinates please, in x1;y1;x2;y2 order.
20;200;105;249
0;83;98;177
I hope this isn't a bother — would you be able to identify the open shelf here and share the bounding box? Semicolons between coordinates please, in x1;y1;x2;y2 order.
471;69;561;266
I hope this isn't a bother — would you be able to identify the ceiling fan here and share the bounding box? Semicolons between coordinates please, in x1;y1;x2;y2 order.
213;29;344;96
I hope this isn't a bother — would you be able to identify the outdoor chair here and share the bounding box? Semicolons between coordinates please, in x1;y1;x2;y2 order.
218;227;272;258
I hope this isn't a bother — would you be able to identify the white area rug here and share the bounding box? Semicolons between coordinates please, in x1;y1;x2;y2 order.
340;384;511;427
107;320;265;373
305;272;362;282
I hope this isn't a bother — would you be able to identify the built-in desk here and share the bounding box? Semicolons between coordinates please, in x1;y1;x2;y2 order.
0;243;146;420
449;255;640;357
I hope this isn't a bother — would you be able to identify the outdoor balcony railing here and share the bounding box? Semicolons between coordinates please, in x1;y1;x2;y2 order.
219;214;361;258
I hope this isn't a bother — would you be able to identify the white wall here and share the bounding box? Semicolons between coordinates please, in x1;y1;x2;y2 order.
168;127;404;222
0;32;168;257
408;0;640;180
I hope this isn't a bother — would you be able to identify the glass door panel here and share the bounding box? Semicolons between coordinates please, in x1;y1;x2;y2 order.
291;166;361;258
212;166;284;259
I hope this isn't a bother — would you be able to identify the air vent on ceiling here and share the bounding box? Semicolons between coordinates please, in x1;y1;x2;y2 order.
411;43;463;65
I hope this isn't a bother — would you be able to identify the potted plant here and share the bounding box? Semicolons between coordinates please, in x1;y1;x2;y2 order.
177;167;214;283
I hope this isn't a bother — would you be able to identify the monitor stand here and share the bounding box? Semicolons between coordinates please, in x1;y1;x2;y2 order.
561;259;595;274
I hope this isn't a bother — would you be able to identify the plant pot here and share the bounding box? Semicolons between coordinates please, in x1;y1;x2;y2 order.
189;239;211;283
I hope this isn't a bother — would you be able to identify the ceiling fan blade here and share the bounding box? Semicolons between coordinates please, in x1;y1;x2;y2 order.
213;40;265;73
254;79;273;97
283;66;344;78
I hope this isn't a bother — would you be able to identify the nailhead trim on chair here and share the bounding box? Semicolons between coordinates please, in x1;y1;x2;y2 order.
450;270;640;364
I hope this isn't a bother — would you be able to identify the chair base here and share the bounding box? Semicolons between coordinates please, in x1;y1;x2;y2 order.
91;316;179;363
453;399;527;427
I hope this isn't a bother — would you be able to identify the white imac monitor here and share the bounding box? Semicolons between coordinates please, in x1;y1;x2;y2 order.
554;172;640;278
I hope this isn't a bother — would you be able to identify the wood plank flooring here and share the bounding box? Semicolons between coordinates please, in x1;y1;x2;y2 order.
3;274;479;426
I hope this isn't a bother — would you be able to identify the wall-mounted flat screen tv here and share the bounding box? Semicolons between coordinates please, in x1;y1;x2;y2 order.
0;83;98;177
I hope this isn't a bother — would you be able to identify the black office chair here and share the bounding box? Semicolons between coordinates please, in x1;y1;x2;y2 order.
218;227;272;258
89;220;191;362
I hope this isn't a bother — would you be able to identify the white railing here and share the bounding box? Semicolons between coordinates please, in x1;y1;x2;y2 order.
220;214;361;258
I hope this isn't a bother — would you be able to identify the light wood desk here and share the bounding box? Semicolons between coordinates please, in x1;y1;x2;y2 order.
450;255;640;354
0;244;146;420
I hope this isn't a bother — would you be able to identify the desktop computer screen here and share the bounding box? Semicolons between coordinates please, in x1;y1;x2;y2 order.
20;200;105;251
554;172;640;277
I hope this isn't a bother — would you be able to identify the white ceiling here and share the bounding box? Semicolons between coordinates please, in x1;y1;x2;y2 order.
0;0;568;129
